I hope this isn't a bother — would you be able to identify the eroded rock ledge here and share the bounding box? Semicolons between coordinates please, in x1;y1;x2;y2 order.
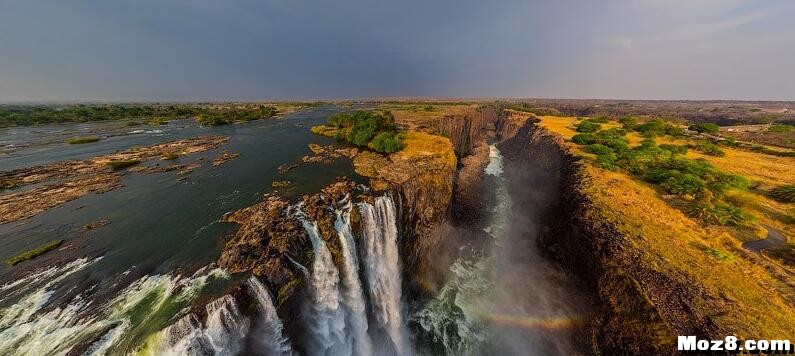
0;135;228;224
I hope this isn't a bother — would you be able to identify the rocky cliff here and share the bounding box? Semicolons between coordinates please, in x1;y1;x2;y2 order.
495;111;795;354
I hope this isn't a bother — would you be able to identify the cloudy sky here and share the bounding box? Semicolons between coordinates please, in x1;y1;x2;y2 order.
1;0;793;101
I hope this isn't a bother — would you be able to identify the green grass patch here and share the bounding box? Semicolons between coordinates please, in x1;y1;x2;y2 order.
7;240;64;265
68;136;100;144
107;159;141;170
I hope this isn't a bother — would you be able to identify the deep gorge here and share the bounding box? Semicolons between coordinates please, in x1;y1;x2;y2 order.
0;106;687;355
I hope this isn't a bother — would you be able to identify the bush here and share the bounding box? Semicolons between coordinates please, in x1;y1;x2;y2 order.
584;144;613;155
768;184;795;203
690;141;725;157
595;153;618;170
688;203;752;226
572;133;598;145
575;121;601;133
370;131;405;153
689;123;720;134
659;144;688;155
660;173;707;197
323;110;403;152
635;119;684;137
68;136;100;144
619;116;638;130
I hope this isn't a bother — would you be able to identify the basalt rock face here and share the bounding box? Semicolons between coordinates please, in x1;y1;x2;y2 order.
217;180;357;353
433;106;498;158
494;113;703;355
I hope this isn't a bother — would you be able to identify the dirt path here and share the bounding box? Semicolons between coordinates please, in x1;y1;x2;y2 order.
742;226;787;252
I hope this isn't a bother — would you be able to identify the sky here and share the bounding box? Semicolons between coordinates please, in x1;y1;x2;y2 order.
0;0;793;102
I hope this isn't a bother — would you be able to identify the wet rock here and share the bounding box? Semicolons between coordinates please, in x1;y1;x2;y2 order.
82;219;111;231
212;151;240;167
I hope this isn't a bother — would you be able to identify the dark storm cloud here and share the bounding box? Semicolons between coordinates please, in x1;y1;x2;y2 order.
0;0;793;101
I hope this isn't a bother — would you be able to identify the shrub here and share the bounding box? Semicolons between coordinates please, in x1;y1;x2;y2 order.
659;144;688;155
68;136;100;144
575;121;601;133
689;123;720;134
584;144;613;155
322;110;403;152
690;141;726;157
572;133;598;145
595;153;618;170
370;131;405;153
107;159;141;170
768;184;795;203
688;203;752;226
619;116;638;130
660;173;707;197
635;119;684;137
7;240;64;265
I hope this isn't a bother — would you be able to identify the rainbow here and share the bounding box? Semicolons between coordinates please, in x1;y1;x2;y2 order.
476;312;583;331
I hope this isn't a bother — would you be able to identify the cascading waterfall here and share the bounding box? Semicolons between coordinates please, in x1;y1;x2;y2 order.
334;199;373;356
298;212;350;356
246;277;293;356
359;195;409;355
150;294;249;356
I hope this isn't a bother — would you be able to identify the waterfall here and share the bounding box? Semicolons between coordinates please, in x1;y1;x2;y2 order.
246;277;293;356
298;214;350;356
157;295;249;356
334;199;373;356
359;195;409;355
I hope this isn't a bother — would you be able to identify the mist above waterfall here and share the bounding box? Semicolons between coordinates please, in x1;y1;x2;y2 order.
416;144;586;355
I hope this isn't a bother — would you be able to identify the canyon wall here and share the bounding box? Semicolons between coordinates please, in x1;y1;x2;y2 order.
495;112;722;355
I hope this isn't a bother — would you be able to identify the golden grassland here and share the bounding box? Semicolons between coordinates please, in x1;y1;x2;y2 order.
393;131;457;169
538;115;795;238
537;115;795;338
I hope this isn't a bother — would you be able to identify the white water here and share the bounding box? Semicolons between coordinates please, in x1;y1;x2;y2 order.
298;213;350;356
359;195;409;355
335;199;374;356
0;259;228;356
246;277;293;356
148;294;249;356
